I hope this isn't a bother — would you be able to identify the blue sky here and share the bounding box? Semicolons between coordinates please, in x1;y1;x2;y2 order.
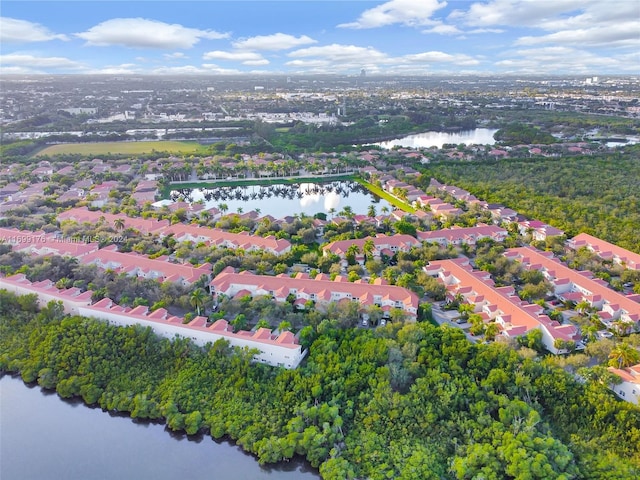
1;0;639;75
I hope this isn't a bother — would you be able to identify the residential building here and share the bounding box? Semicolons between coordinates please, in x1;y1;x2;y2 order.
0;227;99;258
607;364;640;405
424;257;580;353
417;225;508;247
0;274;93;314
322;234;420;266
58;207;169;234
79;299;306;369
505;247;640;328
80;245;211;286
517;220;565;241
210;267;419;320
567;233;640;270
163;224;291;256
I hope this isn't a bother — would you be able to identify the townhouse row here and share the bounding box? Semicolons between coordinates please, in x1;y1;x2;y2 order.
424;257;580;354
0;273;305;369
322;227;509;266
568;232;640;270
57;207;292;255
210;267;420;320
505;247;640;327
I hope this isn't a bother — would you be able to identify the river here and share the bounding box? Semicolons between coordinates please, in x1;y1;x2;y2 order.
372;128;499;149
0;375;320;480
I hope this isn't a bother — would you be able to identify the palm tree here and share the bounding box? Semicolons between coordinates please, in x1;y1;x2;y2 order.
255;319;271;330
346;244;360;265
113;218;125;231
608;343;640;369
218;203;229;214
190;288;207;317
575;300;592;315
340;205;354;220
363;239;375;261
381;206;390;215
328;207;336;219
367;204;377;218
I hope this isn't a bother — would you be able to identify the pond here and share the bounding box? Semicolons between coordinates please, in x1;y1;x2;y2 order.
169;180;395;217
0;375;320;480
372;128;499;149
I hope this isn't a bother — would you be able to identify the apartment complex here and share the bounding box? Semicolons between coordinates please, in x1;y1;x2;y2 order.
505;247;640;327
567;233;640;270
210;267;419;320
424;257;580;353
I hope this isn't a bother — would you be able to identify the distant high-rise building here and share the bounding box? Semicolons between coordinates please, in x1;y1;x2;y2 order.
360;69;366;77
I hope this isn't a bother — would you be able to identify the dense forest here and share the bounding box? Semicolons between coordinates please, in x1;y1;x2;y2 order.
493;123;557;145
2;291;639;479
419;153;640;253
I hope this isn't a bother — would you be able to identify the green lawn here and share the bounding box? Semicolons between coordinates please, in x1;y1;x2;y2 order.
356;178;416;213
35;141;209;157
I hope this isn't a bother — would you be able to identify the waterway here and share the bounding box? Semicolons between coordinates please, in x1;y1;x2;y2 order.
169;180;394;217
372;128;499;149
0;375;320;480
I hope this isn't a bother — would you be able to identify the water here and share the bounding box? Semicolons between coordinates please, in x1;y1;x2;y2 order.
169;180;394;217
0;375;319;480
373;128;499;149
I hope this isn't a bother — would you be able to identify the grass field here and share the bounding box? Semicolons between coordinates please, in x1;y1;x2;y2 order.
355;178;416;213
35;141;209;157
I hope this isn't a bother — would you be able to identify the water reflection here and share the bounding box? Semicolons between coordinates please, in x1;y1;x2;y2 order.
373;128;499;149
169;180;393;217
1;375;319;480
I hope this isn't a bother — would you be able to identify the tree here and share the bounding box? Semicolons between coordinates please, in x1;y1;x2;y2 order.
189;288;207;316
457;301;474;319
278;320;292;332
255;319;271;330
339;205;354;219
345;244;360;265
113;218;125;231
608;343;640;368
367;204;377;218
231;313;248;332
363;239;375;261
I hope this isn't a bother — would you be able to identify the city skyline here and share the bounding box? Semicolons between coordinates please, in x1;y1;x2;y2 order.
1;0;639;76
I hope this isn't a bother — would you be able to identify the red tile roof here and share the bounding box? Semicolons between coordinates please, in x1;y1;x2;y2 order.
506;246;640;323
80;247;211;285
569;233;640;270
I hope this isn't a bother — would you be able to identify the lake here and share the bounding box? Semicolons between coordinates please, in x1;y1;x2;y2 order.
373;128;499;149
169;180;395;217
0;375;319;480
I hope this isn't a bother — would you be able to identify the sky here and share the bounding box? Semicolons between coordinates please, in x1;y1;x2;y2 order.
1;0;639;76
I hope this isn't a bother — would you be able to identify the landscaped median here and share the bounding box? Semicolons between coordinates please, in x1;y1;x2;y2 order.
355;177;417;213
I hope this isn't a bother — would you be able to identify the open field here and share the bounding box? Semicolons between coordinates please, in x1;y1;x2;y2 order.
34;141;209;157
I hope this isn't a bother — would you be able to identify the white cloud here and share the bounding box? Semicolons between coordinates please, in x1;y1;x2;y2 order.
421;24;462;35
202;50;268;65
243;59;270;66
448;0;591;28
232;33;316;51
0;53;83;69
449;0;638;48
403;51;480;66
289;44;389;63
0;65;47;74
76;18;228;49
0;17;68;43
164;52;188;60
516;23;640;49
494;46;631;74
338;0;447;29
